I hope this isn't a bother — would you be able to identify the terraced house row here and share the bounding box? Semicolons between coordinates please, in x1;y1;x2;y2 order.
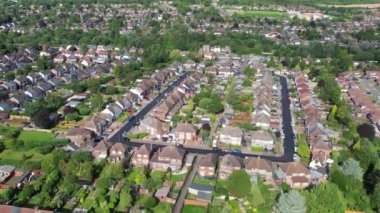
294;72;333;171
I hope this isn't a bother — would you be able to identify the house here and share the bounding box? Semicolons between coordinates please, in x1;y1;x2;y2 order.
92;141;109;160
174;123;198;144
1;81;17;92
198;153;218;177
24;87;45;100
253;113;270;129
37;81;54;92
309;141;333;169
219;126;243;146
9;93;31;107
188;183;214;203
0;102;12;112
83;117;106;135
274;162;311;189
101;104;122;120
150;145;185;172
0;165;15;184
219;154;242;179
0;205;53;213
251;130;274;150
131;144;152;167
139;115;169;139
115;97;131;111
39;70;54;81
48;77;64;88
26;72;42;85
0;112;9;122
14;76;31;89
244;157;273;183
65;127;96;148
109;143;126;162
154;186;171;202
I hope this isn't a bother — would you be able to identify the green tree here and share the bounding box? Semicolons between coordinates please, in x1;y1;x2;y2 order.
275;190;306;213
305;183;346;213
227;170;251;198
90;94;104;112
372;183;380;211
339;158;363;181
4;72;15;81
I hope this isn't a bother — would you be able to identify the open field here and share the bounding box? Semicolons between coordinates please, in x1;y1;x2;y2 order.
182;205;207;213
321;3;380;8
227;9;285;17
18;130;55;143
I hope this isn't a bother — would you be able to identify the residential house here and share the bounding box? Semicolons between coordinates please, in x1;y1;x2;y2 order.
24;87;45;100
131;144;152;167
102;104;122;121
251;130;275;150
139;115;169;139
309;141;333;169
253;113;270;129
39;70;54;81
109;142;126;162
37;81;54;93
0;165;15;184
274;162;311;189
219;126;243;146
92;141;109;160
14;76;31;89
150;145;185;172
198;153;218;177
26;72;42;85
244;157;273;183
188;183;214;203
174;123;198;144
115;97;131;111
219;154;242;179
65;127;96;148
83;116;107;135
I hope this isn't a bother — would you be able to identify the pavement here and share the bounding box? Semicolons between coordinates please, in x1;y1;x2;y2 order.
172;156;200;213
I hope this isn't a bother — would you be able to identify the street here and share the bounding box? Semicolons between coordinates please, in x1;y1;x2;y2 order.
121;75;295;163
107;71;190;143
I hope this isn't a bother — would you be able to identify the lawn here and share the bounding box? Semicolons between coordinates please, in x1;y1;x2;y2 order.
251;146;265;153
227;9;285;17
169;173;186;183
153;202;173;213
250;184;265;207
0;126;21;138
229;200;241;213
193;176;215;186
182;205;207;213
0;149;49;168
18;130;55;142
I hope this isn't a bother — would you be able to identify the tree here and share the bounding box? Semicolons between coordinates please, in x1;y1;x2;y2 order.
357;123;375;140
32;109;53;129
243;66;256;78
372;183;380;211
275;190;306;213
227;170;251;198
143;197;158;209
90;94;104;112
4;72;15;81
340;158;364;181
65;112;81;121
305;183;346;213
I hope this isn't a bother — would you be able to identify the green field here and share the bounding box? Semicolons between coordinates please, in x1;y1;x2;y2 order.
250;184;265;207
153;202;173;213
227;9;285;17
182;205;207;213
18;130;55;142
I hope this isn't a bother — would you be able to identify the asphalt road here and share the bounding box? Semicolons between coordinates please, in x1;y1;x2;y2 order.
121;75;295;163
107;71;190;143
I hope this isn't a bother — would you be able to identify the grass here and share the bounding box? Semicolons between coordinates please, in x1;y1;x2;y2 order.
169;173;186;183
227;9;285;17
182;205;207;213
153;202;173;213
250;184;265;207
251;146;265;153
18;130;55;142
193;176;215;186
229;200;241;213
0;126;21;138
